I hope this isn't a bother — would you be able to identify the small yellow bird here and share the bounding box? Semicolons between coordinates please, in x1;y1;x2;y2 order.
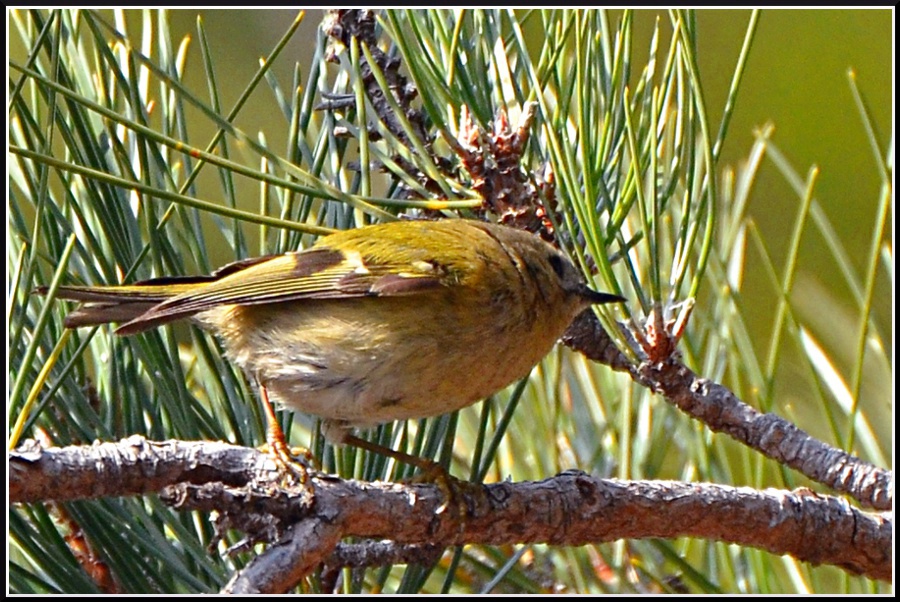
46;219;624;463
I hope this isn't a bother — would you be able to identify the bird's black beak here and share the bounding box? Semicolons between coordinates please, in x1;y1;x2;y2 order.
578;286;625;305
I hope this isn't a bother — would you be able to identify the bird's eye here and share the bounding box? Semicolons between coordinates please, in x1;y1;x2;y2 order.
548;254;566;278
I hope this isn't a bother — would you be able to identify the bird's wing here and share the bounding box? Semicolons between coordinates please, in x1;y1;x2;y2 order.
115;246;454;334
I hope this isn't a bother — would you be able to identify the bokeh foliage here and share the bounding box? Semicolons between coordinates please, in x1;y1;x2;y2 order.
8;9;892;593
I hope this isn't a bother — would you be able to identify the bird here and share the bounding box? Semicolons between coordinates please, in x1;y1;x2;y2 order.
43;219;624;472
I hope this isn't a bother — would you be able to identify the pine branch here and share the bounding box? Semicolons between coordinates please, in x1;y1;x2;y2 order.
562;311;893;511
10;437;893;591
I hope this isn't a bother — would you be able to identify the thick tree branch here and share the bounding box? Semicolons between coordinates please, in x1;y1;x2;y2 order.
563;310;893;511
9;436;277;502
9;437;892;592
223;518;344;594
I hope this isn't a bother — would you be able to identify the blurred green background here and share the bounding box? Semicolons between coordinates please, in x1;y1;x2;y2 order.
7;9;892;594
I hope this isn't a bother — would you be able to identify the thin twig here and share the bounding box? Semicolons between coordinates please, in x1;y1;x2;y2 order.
562;311;893;511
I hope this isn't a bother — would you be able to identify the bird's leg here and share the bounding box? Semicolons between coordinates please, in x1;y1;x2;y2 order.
258;383;316;483
338;432;444;474
331;426;478;518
